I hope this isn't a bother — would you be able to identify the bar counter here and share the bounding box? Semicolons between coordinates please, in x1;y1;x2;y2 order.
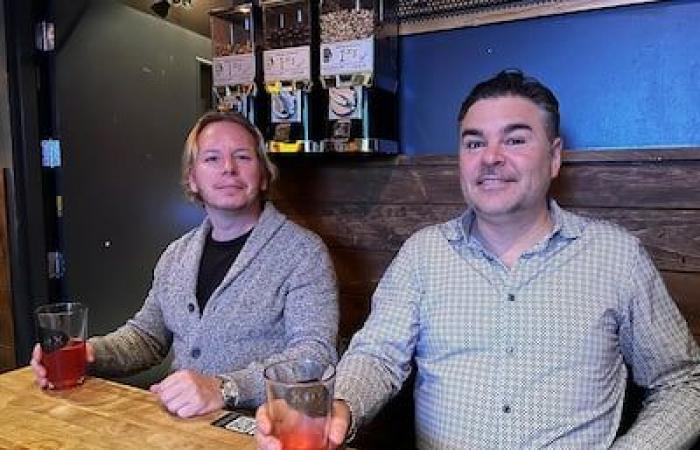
0;367;256;449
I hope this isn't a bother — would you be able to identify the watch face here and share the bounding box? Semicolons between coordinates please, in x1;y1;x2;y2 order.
219;377;239;407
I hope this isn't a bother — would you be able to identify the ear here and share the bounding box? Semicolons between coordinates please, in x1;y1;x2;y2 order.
260;173;268;193
259;163;269;192
188;170;199;194
549;137;563;179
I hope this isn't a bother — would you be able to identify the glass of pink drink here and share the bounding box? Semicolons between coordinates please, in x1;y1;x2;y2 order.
35;302;88;389
264;359;336;450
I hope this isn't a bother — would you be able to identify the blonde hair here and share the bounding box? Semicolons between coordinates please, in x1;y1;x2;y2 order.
181;111;278;203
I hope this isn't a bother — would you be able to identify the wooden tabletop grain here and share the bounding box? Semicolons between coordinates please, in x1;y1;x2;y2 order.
0;367;257;449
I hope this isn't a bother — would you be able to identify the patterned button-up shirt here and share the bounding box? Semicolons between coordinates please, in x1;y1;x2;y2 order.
335;201;700;449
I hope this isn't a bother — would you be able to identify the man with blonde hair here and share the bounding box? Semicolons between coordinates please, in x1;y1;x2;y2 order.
32;111;338;418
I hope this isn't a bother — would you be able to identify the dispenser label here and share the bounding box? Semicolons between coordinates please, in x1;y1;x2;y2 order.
320;38;374;76
213;54;255;87
263;46;311;82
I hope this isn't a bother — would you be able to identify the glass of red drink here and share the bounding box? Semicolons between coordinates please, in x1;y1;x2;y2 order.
264;359;336;450
35;302;88;389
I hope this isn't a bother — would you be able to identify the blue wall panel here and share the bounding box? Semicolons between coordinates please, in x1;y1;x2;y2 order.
399;1;700;154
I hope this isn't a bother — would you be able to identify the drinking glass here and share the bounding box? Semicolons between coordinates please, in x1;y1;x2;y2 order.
34;302;88;389
264;359;336;450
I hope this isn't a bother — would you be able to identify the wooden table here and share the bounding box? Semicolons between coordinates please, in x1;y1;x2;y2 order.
0;367;257;449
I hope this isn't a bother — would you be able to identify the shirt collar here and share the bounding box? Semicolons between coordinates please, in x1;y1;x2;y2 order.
440;198;585;250
549;199;585;240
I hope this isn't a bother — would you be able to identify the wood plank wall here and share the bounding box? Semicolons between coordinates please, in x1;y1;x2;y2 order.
271;149;700;345
270;148;700;448
0;171;16;372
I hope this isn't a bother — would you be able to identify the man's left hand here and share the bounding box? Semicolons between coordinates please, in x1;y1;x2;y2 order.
150;369;224;418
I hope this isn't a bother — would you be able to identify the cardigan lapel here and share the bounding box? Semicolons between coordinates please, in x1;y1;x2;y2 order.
181;219;212;298
206;201;286;304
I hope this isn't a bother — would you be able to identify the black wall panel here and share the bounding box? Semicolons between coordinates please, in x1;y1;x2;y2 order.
55;0;209;384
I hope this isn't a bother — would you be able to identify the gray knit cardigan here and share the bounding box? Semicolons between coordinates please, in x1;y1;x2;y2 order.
89;202;339;407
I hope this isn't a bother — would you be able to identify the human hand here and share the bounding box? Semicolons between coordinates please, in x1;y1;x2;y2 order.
30;341;95;389
255;399;351;450
149;369;224;418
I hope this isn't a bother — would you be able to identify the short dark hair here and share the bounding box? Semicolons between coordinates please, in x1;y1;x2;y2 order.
458;69;560;139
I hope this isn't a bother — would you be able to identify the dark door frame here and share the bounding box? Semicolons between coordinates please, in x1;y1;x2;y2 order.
3;0;57;365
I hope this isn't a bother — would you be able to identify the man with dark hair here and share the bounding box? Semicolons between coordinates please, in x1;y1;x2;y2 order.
458;69;560;138
257;70;700;449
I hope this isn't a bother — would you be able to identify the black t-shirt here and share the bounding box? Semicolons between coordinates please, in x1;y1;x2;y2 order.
196;229;252;314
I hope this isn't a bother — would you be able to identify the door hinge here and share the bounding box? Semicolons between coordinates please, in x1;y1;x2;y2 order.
47;252;65;280
41;139;62;168
35;21;55;51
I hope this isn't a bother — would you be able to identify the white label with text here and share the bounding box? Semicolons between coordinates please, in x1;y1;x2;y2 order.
321;38;374;76
213;54;255;86
263;46;311;82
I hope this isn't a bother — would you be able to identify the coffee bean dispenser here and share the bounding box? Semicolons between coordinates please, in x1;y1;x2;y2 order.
261;0;320;152
319;0;398;153
210;3;265;126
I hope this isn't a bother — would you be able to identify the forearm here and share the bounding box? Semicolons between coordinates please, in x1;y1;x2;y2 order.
328;238;421;438
612;384;700;449
333;352;403;439
88;324;170;377
615;245;700;448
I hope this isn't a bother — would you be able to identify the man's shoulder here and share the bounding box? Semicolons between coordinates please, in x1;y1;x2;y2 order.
136;223;204;279
157;223;205;260
259;202;326;250
402;215;461;249
276;217;326;250
561;208;641;249
170;221;206;245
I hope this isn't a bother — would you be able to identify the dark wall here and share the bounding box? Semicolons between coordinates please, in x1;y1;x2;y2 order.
55;0;208;366
0;0;11;168
400;0;700;154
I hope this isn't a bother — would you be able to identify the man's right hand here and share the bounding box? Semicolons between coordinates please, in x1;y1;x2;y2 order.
30;342;95;389
255;399;351;450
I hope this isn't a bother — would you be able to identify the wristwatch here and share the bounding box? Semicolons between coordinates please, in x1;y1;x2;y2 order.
217;376;239;409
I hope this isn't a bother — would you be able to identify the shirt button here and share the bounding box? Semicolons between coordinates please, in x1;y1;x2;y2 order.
187;303;195;313
503;405;511;413
506;346;514;354
191;348;201;358
507;294;515;302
